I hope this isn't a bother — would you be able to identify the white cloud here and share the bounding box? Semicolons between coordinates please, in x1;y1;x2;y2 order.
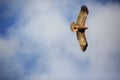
0;0;120;80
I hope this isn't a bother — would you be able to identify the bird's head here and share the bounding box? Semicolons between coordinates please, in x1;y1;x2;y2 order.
70;22;78;32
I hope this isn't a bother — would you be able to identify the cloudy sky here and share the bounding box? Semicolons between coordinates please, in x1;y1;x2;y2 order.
0;0;120;80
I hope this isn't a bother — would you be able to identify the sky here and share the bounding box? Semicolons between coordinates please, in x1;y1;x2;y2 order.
0;0;120;80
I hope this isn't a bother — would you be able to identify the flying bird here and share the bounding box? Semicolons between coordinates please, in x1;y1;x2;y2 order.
70;5;89;52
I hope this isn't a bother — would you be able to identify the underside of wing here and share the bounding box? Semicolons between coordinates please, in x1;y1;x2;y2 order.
76;31;88;52
76;5;89;29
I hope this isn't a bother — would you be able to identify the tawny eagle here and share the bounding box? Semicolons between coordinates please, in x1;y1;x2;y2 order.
70;5;89;52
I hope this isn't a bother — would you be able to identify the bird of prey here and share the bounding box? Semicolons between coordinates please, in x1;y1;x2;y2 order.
70;5;89;52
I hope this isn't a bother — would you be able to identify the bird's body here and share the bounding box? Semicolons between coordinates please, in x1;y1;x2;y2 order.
70;5;89;52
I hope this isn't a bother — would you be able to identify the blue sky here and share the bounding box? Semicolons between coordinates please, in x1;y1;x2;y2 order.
0;0;120;80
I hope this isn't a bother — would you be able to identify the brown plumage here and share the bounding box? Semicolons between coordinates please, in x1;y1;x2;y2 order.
70;5;89;52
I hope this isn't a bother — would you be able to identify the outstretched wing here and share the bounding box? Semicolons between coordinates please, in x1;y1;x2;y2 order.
76;5;89;29
76;31;88;52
